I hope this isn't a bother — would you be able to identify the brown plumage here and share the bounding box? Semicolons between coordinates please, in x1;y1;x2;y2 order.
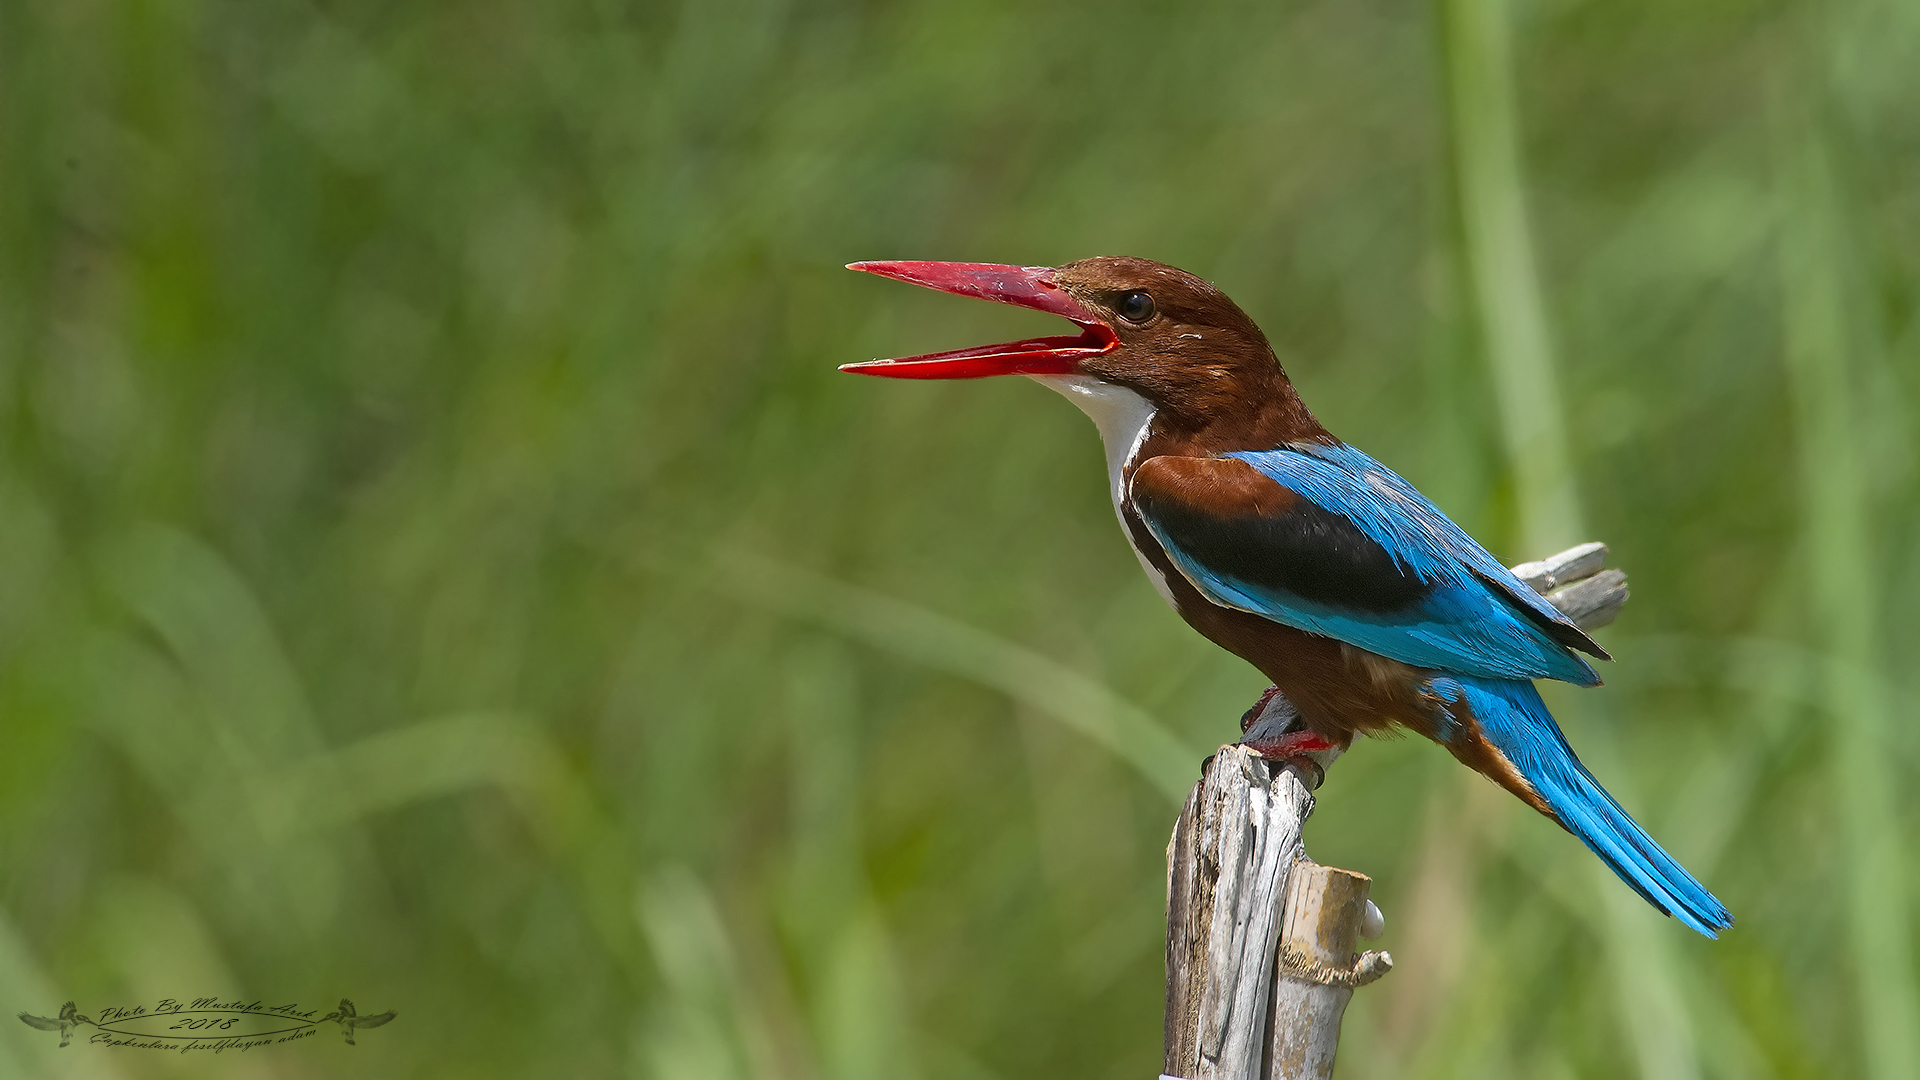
1053;257;1332;446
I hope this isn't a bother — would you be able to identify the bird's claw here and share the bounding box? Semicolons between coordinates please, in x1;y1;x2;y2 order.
1239;727;1340;788
1239;685;1286;733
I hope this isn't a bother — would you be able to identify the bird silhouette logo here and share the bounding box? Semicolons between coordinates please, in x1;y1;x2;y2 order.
318;998;396;1045
17;1001;94;1047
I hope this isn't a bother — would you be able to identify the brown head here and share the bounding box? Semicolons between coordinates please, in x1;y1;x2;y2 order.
841;256;1327;444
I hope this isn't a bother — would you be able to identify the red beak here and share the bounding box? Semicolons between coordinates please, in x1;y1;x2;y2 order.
840;261;1120;379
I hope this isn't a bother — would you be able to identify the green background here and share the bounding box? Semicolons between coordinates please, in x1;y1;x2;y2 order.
3;0;1917;1077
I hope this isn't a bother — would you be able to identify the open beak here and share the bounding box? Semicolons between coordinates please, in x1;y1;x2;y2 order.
840;261;1120;379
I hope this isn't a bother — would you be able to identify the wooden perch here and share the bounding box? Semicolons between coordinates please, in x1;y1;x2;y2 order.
1163;747;1387;1080
1162;543;1625;1080
1510;541;1628;630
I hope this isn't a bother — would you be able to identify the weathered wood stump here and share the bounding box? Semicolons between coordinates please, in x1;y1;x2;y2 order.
1162;747;1389;1080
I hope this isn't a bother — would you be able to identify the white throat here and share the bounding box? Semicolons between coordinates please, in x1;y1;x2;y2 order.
1027;375;1178;607
1027;375;1156;511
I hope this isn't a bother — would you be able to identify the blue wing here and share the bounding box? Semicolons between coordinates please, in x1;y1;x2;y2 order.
1129;441;1604;685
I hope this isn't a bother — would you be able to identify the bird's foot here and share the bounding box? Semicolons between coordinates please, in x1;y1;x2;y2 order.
1239;685;1285;733
1240;728;1340;759
1241;728;1341;788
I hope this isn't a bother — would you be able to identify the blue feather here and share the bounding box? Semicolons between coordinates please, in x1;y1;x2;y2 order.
1242;442;1583;632
1137;442;1600;685
1431;675;1733;937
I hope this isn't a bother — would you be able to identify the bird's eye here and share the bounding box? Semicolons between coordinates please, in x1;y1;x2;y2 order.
1117;291;1156;324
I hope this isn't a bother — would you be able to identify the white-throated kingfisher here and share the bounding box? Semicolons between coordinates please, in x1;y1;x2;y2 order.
843;257;1731;937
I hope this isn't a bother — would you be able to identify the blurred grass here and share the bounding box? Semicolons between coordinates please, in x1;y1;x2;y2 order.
1778;103;1917;1080
1;1;1916;1078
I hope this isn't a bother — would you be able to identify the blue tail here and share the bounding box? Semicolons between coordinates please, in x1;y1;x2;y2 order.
1438;675;1734;938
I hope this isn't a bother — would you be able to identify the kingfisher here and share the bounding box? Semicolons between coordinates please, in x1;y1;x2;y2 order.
842;257;1731;937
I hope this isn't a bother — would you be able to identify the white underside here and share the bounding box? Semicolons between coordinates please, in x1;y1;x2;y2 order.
1027;375;1179;608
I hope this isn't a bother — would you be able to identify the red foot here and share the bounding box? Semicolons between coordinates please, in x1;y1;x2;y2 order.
1240;728;1340;759
1240;685;1285;733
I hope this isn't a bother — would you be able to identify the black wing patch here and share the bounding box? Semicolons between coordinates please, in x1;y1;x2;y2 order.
1132;457;1433;614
